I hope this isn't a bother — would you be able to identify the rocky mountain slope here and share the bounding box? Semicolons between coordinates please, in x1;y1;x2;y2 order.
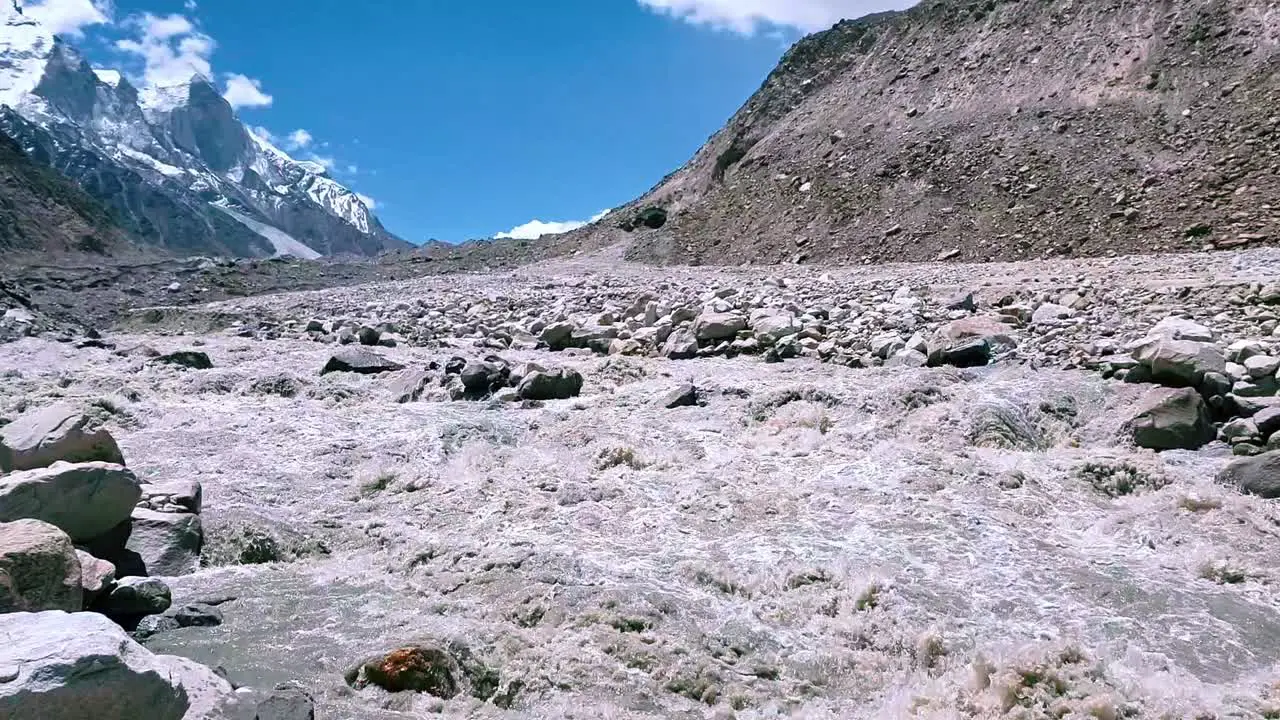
0;1;409;259
564;0;1279;266
0;126;148;259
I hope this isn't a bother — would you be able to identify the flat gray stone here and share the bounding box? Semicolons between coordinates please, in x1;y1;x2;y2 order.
0;462;141;543
0;403;124;472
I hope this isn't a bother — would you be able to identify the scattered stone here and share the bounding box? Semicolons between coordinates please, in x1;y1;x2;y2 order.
0;462;141;542
96;576;172;617
0;403;125;471
661;384;700;409
126;508;203;577
692;312;746;341
1217;451;1280;498
0;519;82;613
152;350;213;370
320;348;404;375
662;329;699;360
1131;339;1226;387
518;368;584;401
1127;387;1216;451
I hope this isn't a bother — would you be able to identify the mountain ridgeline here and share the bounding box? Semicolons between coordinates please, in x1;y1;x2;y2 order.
543;0;1278;266
0;2;410;260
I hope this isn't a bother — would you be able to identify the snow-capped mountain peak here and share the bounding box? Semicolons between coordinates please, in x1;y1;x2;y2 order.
0;7;407;258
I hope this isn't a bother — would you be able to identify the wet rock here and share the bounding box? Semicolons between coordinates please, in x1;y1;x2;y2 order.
693;312;746;341
347;646;460;697
968;400;1043;451
1254;406;1280;437
517;368;584;401
0;519;82;613
96;576;172;617
135;603;224;640
539;321;576;350
320;348;404;375
1127;387;1215;451
247;373;306;398
1217;451;1280;498
357;326;381;346
126;509;202;577
253;682;316;720
152;350;213;370
0;611;194;720
388;369;432;404
460;360;510;397
661;384;700;409
0;462;141;542
940;315;1018;351
0;403;125;471
930;338;992;368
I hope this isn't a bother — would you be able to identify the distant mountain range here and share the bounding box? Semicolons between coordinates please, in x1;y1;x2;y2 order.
0;0;410;259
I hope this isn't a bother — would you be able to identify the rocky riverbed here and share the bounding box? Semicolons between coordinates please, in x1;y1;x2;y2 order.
4;247;1280;718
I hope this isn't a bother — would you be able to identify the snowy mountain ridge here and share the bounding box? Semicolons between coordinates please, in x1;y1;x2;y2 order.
0;1;407;258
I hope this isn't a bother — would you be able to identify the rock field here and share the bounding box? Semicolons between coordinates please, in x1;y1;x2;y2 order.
5;247;1280;718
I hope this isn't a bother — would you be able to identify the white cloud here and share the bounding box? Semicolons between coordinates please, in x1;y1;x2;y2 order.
183;0;197;10
22;0;111;38
355;192;377;210
248;125;274;143
115;13;214;86
495;209;610;240
636;0;914;34
222;72;272;109
305;154;335;171
285;128;312;150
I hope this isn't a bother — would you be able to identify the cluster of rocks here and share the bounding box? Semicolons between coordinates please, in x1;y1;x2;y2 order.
322;347;585;403
0;402;314;719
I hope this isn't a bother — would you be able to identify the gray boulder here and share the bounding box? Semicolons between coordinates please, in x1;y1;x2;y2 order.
661;384;700;409
539;321;576;350
138;480;202;514
96;576;172;616
0;611;189;720
517;368;584;401
748;311;799;344
0;462;141;542
153;350;213;370
0;403;125;472
0;519;82;613
1217;451;1280;498
662;329;698;360
1150;316;1216;342
1131;339;1226;387
320;348;404;375
388;369;432;404
127;509;203;577
692;312;746;341
253;682;317;720
1127;387;1216;451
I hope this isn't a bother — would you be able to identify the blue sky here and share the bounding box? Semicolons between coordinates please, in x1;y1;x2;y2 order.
20;0;913;243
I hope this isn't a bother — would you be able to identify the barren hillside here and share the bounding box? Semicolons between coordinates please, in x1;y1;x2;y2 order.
561;0;1279;266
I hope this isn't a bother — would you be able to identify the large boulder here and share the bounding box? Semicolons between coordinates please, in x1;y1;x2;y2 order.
939;315;1018;351
748;311;799;344
1131;339;1226;387
126;509;203;577
518;368;584;401
0;611;190;719
0;462;141;542
692;312;746;341
152;350;213;370
253;682;317;720
1127;387;1216;451
320;348;404;375
0;403;125;472
0;519;82;613
1217;451;1280;498
1149;316;1216;342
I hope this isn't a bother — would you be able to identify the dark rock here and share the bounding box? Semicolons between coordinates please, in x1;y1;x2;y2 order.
931;339;991;368
444;357;467;375
357;326;381;346
254;682;316;720
1127;387;1215;451
1217;451;1280;498
662;329;698;360
460;360;509;398
96;576;172;617
136;603;223;639
661;384;700;409
320;349;404;375
126;509;202;577
347;646;460;698
517;368;584;401
1254;406;1280;437
152;351;213;370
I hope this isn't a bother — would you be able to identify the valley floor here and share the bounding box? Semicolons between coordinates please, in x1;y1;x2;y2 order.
4;248;1280;718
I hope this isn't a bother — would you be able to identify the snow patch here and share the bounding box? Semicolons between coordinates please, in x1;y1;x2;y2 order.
216;205;321;260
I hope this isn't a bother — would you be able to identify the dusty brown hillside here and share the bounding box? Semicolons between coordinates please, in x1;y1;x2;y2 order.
559;0;1279;266
0;129;149;261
